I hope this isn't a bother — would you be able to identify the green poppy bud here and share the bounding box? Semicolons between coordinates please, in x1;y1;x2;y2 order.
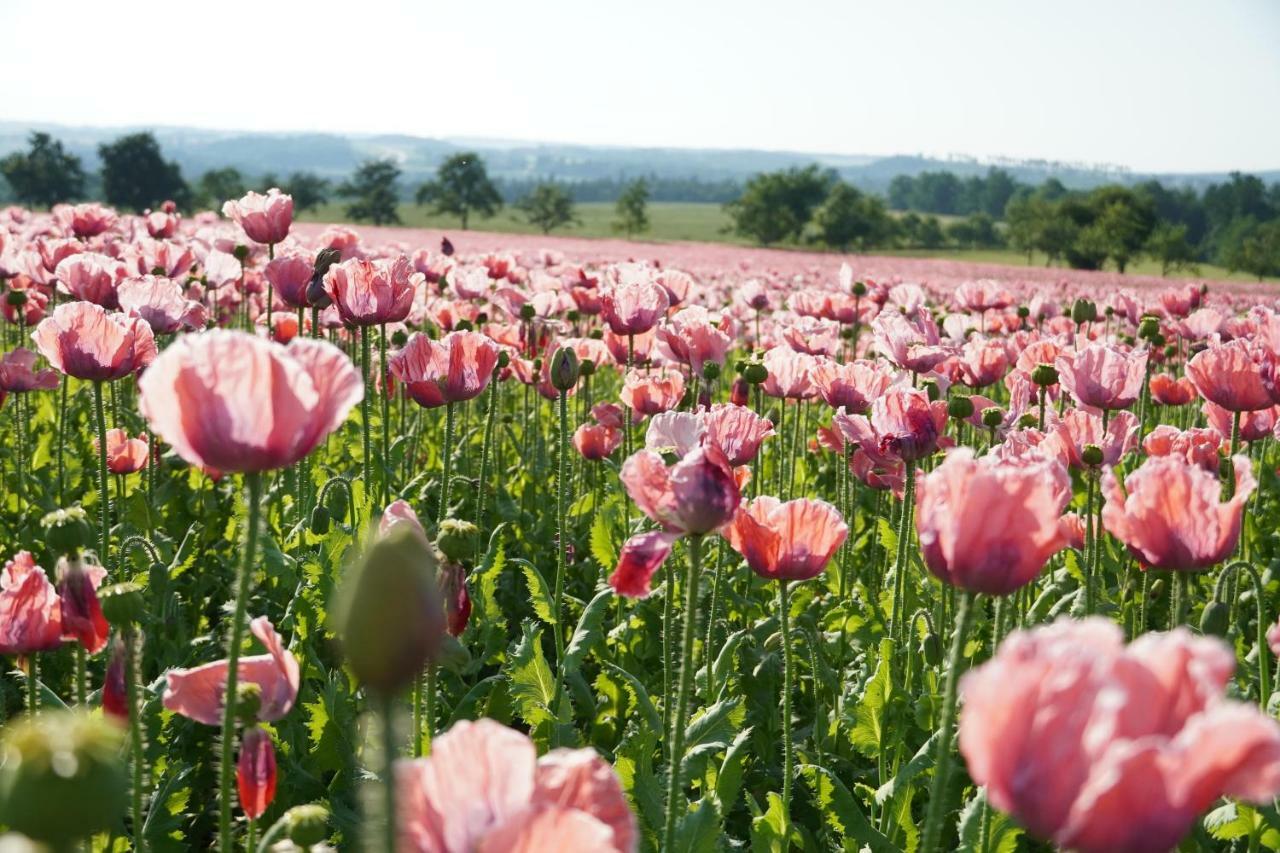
1138;316;1160;340
742;362;768;385
1200;600;1229;637
454;319;474;332
947;396;974;419
579;359;597;378
233;244;250;263
702;361;722;382
981;407;1004;429
1031;363;1058;387
1071;298;1096;325
1081;444;1104;466
285;803;330;847
519;303;536;321
6;290;27;307
310;505;332;535
496;350;511;369
549;347;580;392
851;281;867;297
98;582;145;626
921;633;942;666
390;329;408;348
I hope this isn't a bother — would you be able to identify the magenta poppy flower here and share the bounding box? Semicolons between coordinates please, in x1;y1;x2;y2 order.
55;202;117;239
834;386;948;464
32;301;157;381
0;552;64;655
163;616;300;726
700;403;774;466
222;189;293;246
388;331;500;409
323;256;415;327
726;497;848;582
656;306;733;377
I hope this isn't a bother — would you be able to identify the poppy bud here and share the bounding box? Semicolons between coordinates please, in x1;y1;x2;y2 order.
325;486;349;522
1081;444;1104;466
1150;578;1166;600
742;362;768;385
921;633;942;665
1163;344;1177;359
851;281;867;297
702;361;722;382
496;350;511;369
455;319;474;332
6;290;27;307
440;236;454;256
1016;305;1030;319
840;327;855;340
391;329;408;347
549;347;579;392
1138;316;1161;340
42;507;94;556
588;328;604;340
566;310;580;324
923;379;941;402
99;582;145;626
1071;298;1096;325
1017;413;1038;429
310;505;332;535
947;396;974;419
236;727;277;821
0;711;127;847
519;303;536;321
435;519;478;563
57;556;109;654
439;562;472;637
305;275;332;309
579;358;597;378
1031;363;1058;387
285;803;330;846
730;377;750;407
1263;561;1280;588
981;407;1004;429
1200;600;1229;637
333;525;444;696
235;682;263;725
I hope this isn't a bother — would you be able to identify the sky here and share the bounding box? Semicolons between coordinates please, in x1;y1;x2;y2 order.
3;0;1278;173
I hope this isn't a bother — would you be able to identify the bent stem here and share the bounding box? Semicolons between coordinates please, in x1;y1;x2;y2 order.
662;534;705;853
218;471;263;853
1216;561;1271;711
920;590;975;853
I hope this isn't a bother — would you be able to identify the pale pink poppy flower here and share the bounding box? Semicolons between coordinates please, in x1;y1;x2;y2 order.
0;347;59;393
849;447;906;496
960;618;1280;853
202;248;243;290
760;346;817;400
1179;307;1225;340
1268;615;1280;658
1142;425;1222;471
32;301;157;381
700;402;774;466
97;428;149;475
726;497;848;582
389;331;500;409
955;279;1013;313
144;208;179;239
810;358;892;414
620;368;685;419
915;448;1069;595
397;718;635;853
645;411;705;457
2;277;49;326
324;256;415;327
656;306;733;377
1159;283;1202;318
871;310;951;373
958;337;1010;388
264;254;316;309
736;279;771;311
222;188;293;245
780;316;842;357
380;500;427;539
0;551;64;654
163;617;300;726
1043;409;1138;469
1055;343;1148;410
1102;454;1254;571
573;423;622;460
1149;373;1197;406
1203;400;1280;443
55;202;117;239
54;252;126;308
1011;337;1066;384
36;237;84;274
117;275;206;334
600;276;669;336
604;328;654;366
834;386;948;464
137;237;196;279
1186;339;1276;412
138;331;362;473
591;402;625;430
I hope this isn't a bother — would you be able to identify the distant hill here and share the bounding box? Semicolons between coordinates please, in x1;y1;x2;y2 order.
1;120;1275;198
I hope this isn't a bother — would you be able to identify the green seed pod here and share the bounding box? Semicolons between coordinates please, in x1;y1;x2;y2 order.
1017;413;1038;429
1081;444;1104;467
549;346;580;392
519;303;536;321
233;244;250;263
1200;600;1230;637
454;319;474;332
1138;315;1160;340
332;526;444;696
579;358;597;378
923;379;941;402
1031;363;1059;387
702;361;722;382
742;362;768;385
981;407;1004;429
947;396;974;419
98;582;145;626
235;683;263;725
588;328;604;340
1262;562;1279;588
436;518;479;563
285;803;330;847
496;350;511;369
41;507;94;556
851;281;867;297
1164;344;1177;359
1016;305;1030;319
921;633;943;666
0;712;127;847
6;289;28;307
390;329;409;347
1071;298;1096;325
310;505;332;535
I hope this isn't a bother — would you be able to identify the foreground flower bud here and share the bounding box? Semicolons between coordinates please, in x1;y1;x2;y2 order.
1201;600;1230;636
332;525;444;695
0;712;127;846
41;507;93;556
237;726;277;821
285;803;330;846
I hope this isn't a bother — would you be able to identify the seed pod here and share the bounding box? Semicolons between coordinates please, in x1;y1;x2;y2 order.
99;582;145;626
285;803;330;847
742;362;768;385
702;361;722;382
6;290;28;307
947;396;974;419
981;407;1004;429
1071;298;1096;325
579;358;596;378
923;379;941;402
41;507;94;557
1081;444;1104;467
851;281;867;297
233;244;250;263
1200;600;1230;637
436;519;479;563
1138;315;1161;340
1031;363;1059;387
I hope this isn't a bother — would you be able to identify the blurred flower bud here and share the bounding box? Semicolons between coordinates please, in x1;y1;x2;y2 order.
702;361;722;382
730;377;749;407
41;507;93;557
923;379;941;402
851;281;867;297
1081;444;1104;466
1016;305;1030;319
233;244;250;263
1200;600;1229;637
1017;412;1038;429
6;290;27;307
235;682;263;726
285;803;330;847
496;350;511;370
102;639;127;722
921;633;942;665
519;304;536;321
742;362;768;385
454;319;474;332
1138;316;1161;340
310;505;332;535
1070;298;1096;325
390;329;408;348
579;358;597;378
947;396;974;419
981;407;1004;429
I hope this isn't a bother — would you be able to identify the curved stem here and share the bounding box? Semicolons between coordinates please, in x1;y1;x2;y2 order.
778;579;794;849
1216;561;1271;711
920;590;975;853
218;471;263;853
661;534;705;853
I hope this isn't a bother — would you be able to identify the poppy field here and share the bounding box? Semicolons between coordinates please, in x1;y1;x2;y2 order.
4;192;1280;852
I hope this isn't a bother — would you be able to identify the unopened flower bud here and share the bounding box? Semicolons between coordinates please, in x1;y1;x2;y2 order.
519;303;536;321
981;407;1004;429
1164;344;1177;359
923;379;941;402
549;347;579;392
496;350;511;369
42;507;93;556
285;804;330;847
1071;298;1096;325
435;519;478;563
851;281;867;297
98;582;145;626
579;359;596;378
1081;444;1104;466
236;727;277;821
454;319;474;332
1016;305;1030;319
310;505;332;535
588;328;604;340
742;362;768;385
391;329;408;347
1200;600;1229;637
1031;363;1058;387
921;633;942;665
947;397;974;419
6;290;27;307
730;377;749;407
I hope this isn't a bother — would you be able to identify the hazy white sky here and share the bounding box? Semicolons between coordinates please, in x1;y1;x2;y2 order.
4;0;1278;172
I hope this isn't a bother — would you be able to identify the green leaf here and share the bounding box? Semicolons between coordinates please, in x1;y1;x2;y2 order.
750;791;798;853
505;623;560;727
563;588;612;674
674;797;722;853
713;727;753;811
877;516;899;564
590;510;617;574
1205;802;1254;841
711;629;748;694
800;764;896;852
849;638;893;757
601;661;662;732
517;559;557;626
613;722;663;835
875;731;936;805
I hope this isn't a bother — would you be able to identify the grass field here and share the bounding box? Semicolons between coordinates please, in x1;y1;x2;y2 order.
299;201;1275;283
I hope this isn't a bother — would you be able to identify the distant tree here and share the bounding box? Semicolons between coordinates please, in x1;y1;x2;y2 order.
1085;186;1156;273
284;172;330;213
1146;223;1199;276
812;182;893;251
415;152;502;230
516;183;578;234
918;215;947;249
612;178;651;238
887;175;915;210
980;168;1019;218
1004;194;1049;262
98;133;189;212
338;159;402;226
946;212;1003;249
1224;219;1280;281
0;132;85;207
198;167;247;210
725;164;836;245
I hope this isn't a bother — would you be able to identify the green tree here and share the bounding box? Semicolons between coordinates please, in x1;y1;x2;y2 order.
338;159;402;226
415;152;502;230
198;167;247;210
1146;223;1199;276
0;132;85;207
283;172;330;213
516;183;578;234
725;164;836;245
1086;186;1156;273
812;182;894;251
1224;219;1280;281
612;178;650;237
1005;194;1049;262
98;133;189;212
946;212;1003;249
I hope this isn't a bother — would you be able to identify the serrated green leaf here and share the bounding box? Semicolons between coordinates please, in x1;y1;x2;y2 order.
564;588;612;674
517;559;557;625
800;764;896;852
849;638;893;757
714;727;753;811
505;624;560;727
602;661;662;732
875;731;936;805
674;796;722;853
590;510;617;574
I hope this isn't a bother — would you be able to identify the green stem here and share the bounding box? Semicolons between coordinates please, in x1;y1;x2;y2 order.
920;590;975;853
474;368;500;555
438;402;456;524
551;389;569;745
662;534;705;853
124;625;147;853
376;692;398;853
218;472;263;853
93;381;111;570
26;655;38;715
360;328;373;511
891;464;917;645
778;579;795;849
379;323;390;504
704;540;727;699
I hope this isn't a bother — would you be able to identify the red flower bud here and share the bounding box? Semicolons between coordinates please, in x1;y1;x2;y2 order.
237;727;277;821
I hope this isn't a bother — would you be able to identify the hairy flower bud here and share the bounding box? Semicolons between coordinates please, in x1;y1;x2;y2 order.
549;346;580;392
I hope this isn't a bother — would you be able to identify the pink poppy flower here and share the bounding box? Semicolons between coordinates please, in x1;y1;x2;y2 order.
834;386;948;464
0;348;59;393
32;301;157;381
397;718;635;853
1102;454;1254;571
644;411;704;457
726;497;848;582
162;616;300;726
915;449;1070;595
55;252;125;309
600;275;669;336
97;428;149;475
0;552;63;655
958;337;1010;388
323;256;415;327
1203;400;1280;443
380;499;427;539
872;310;952;373
55;556;108;654
144;208;179;239
1186;339;1276;412
440;562;472;638
960;618;1280;853
237;727;277;821
1142;425;1222;471
117;275;207;334
810;358;892;414
574;422;622;461
700;403;774;466
1149;373;1197;406
138;331;362;473
222;189;293;245
1055;343;1147;410
56;202;117;239
760;346;817;400
780;316;842;357
955;279;1013;313
389;331;500;409
1043;409;1138;469
656;306;733;377
264;254;316;309
620;368;685;419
